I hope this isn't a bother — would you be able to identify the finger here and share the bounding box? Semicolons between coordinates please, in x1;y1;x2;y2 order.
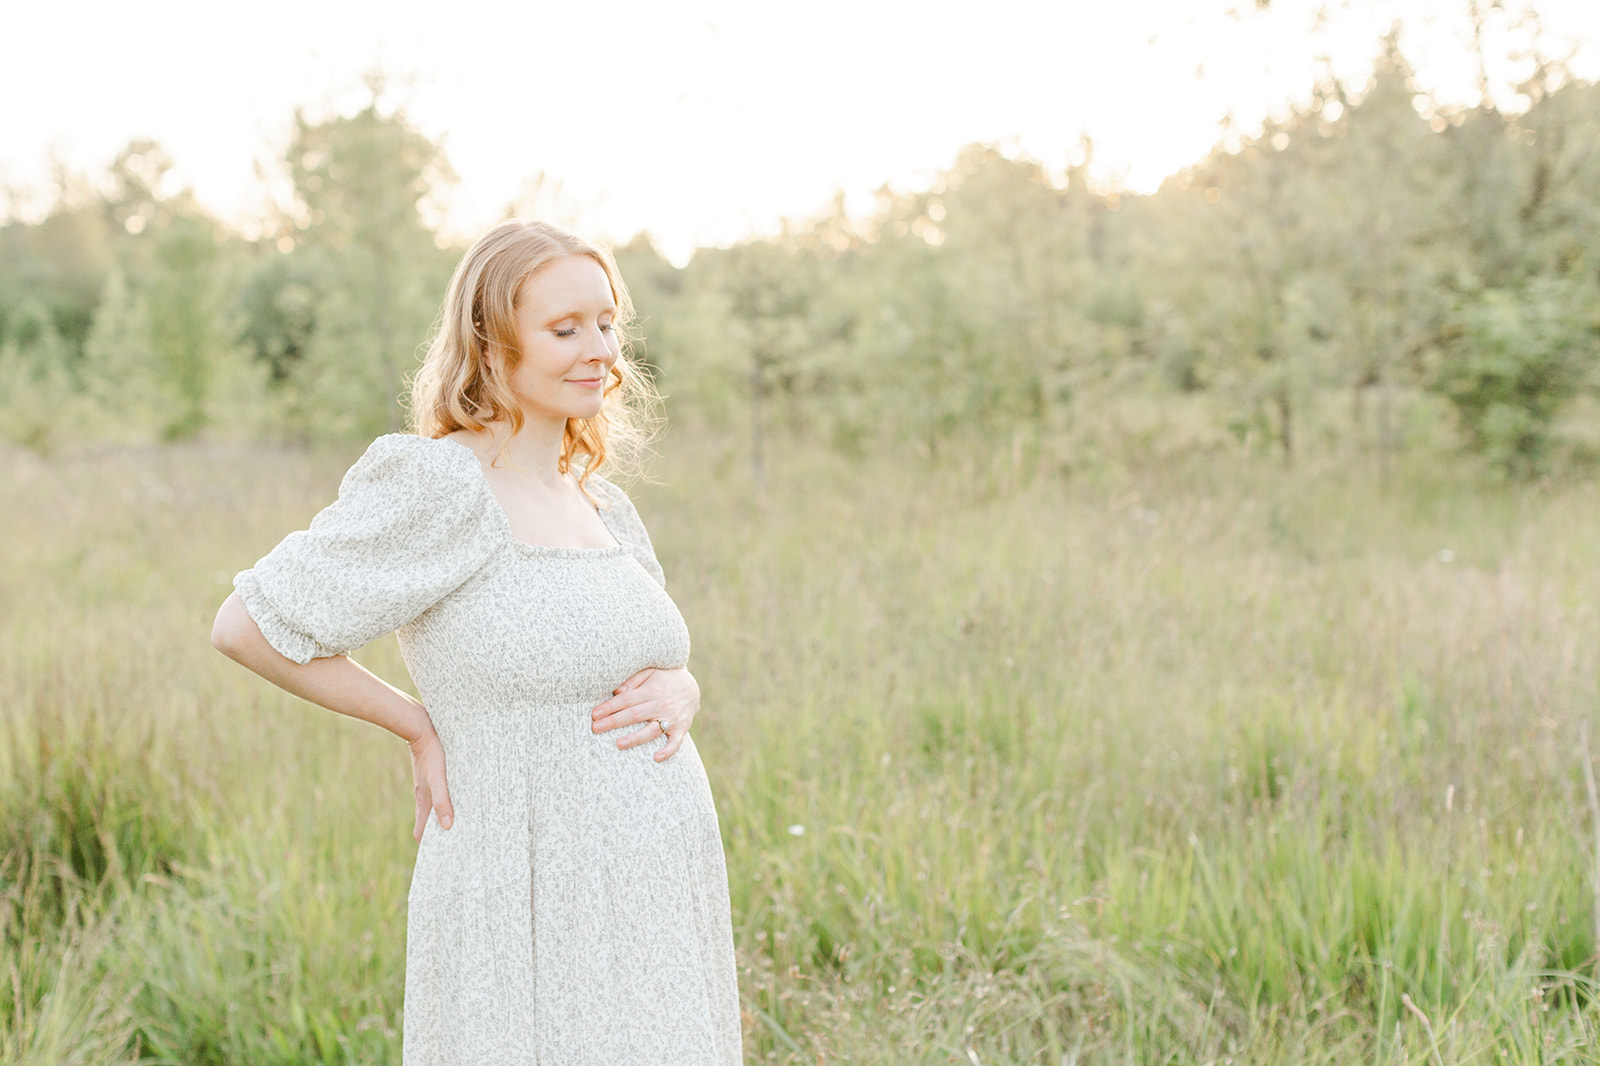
432;777;454;831
592;687;653;722
612;667;656;696
614;720;662;750
414;785;430;842
655;726;686;762
617;719;668;751
594;710;654;735
593;699;660;735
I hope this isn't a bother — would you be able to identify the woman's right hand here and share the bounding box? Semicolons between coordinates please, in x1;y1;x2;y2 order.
409;727;454;842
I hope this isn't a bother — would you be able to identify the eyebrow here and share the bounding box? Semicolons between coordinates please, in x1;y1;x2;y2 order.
543;304;616;326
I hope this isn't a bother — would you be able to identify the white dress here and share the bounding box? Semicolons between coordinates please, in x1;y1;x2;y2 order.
233;434;742;1066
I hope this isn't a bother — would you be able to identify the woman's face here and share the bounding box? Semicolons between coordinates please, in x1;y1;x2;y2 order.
505;254;620;426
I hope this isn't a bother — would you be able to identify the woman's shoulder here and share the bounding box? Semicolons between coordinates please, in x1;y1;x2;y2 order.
583;469;666;584
335;432;491;500
583;469;631;510
349;432;485;481
323;433;499;535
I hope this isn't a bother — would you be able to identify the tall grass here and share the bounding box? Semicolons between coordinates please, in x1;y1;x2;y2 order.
3;431;1599;1063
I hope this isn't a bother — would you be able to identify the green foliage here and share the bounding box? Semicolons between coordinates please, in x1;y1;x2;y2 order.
1433;277;1600;474
77;222;253;443
0;91;456;450
0;704;191;926
235;253;319;386
280;90;457;438
80;269;156;428
0;306;77;451
614;39;1600;479
0;204;114;367
143;215;232;439
3;39;1600;469
869;148;1099;444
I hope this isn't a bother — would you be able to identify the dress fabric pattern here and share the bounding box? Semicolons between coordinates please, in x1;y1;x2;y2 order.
233;434;742;1066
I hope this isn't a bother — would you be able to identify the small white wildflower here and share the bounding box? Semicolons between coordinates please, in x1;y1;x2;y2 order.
1438;548;1455;563
786;824;806;837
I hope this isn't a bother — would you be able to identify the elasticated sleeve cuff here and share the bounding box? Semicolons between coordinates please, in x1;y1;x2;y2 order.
233;568;341;664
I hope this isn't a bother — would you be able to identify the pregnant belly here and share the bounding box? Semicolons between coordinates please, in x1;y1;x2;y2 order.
411;699;719;901
531;700;718;852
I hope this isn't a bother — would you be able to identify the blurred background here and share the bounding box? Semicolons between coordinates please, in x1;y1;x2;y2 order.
1;0;1596;467
7;1;1600;1063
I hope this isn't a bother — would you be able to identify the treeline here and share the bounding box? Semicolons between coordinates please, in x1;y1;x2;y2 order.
3;36;1598;476
0;101;455;448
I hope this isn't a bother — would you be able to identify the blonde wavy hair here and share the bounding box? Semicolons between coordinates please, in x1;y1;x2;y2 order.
409;219;658;489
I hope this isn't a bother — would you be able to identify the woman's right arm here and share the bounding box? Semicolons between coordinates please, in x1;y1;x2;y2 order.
211;591;454;840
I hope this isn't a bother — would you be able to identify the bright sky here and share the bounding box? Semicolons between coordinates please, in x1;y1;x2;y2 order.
4;0;1598;264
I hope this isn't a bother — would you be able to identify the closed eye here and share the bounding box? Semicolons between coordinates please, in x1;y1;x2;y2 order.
554;321;614;337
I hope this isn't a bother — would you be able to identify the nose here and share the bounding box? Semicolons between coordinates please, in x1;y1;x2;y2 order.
586;326;618;363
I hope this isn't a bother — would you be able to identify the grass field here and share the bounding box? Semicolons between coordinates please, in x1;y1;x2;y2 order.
4;428;1600;1064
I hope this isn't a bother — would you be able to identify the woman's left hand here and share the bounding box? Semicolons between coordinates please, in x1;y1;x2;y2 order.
591;666;700;761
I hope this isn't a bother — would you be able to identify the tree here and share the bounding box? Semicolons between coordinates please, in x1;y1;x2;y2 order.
235;252;319;386
1152;138;1320;461
716;240;817;489
285;84;456;436
1423;54;1600;473
0;199;113;372
80;267;155;432
142;213;230;438
1432;277;1597;474
101;139;175;239
1323;35;1451;474
0;301;76;450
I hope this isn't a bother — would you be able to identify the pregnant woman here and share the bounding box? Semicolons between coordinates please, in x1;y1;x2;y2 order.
210;220;742;1065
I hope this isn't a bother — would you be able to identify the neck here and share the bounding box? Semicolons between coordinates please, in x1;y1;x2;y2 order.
488;414;569;485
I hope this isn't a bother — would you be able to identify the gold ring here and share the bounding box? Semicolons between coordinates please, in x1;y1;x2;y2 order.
656;718;670;738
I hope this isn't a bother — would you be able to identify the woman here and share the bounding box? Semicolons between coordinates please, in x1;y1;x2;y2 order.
210;220;742;1065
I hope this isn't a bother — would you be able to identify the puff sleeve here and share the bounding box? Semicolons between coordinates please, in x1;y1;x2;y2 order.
232;434;504;664
590;475;667;588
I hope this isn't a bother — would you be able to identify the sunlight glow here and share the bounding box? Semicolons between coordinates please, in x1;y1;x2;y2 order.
3;0;1598;263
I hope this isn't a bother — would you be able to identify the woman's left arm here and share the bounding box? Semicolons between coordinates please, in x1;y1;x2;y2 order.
591;666;700;761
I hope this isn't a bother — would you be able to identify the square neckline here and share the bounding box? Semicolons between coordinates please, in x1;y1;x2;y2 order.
430;436;631;559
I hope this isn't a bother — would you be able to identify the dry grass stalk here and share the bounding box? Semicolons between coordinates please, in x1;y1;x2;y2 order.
1399;993;1444;1066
